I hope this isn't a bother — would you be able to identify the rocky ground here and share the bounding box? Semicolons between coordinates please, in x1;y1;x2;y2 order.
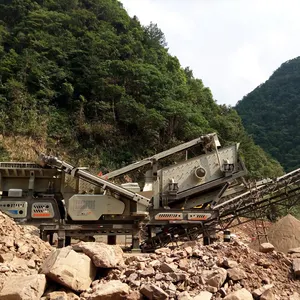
0;211;300;299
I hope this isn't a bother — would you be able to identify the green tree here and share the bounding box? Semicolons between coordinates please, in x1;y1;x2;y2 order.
0;0;283;177
236;56;300;172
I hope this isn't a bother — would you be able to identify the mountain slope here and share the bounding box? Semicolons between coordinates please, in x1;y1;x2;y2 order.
235;57;300;172
0;0;283;178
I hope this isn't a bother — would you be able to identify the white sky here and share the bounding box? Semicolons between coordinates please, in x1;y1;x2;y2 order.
121;0;300;106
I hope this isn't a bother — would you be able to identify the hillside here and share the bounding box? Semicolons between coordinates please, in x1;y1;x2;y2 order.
0;0;283;178
235;57;300;172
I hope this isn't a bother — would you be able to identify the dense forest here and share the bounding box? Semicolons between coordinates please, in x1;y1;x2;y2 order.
0;0;283;178
236;57;300;172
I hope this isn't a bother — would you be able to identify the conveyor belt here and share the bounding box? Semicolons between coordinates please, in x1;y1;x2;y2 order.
140;168;300;252
38;154;151;207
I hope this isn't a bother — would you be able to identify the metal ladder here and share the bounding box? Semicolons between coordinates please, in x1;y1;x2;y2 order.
254;218;269;244
251;181;269;244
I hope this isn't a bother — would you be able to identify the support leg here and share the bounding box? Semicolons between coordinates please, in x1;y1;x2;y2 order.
132;226;141;253
132;236;140;253
40;230;48;242
148;226;155;238
107;235;116;245
49;233;54;245
65;236;71;246
57;230;66;248
203;227;217;245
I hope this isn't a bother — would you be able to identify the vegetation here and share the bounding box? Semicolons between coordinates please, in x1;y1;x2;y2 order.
236;57;300;172
0;0;283;178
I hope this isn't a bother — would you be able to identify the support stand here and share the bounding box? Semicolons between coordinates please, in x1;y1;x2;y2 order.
132;224;141;253
107;235;117;245
57;230;66;248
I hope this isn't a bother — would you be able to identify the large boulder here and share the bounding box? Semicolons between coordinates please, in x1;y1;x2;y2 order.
46;291;68;300
126;291;143;300
290;293;300;300
252;284;274;298
40;247;96;292
73;242;124;268
160;262;177;273
194;291;212;300
224;289;253;300
293;259;300;276
177;291;192;300
0;274;46;300
259;243;275;253
204;268;227;289
0;253;14;263
260;289;275;300
227;268;247;281
81;280;129;300
140;284;169;300
222;259;238;268
288;247;300;254
154;248;171;255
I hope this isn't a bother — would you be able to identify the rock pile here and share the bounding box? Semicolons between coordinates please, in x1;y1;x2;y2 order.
108;240;300;300
0;211;52;296
249;214;300;253
1;211;300;299
265;214;300;253
25;239;300;300
0;211;52;260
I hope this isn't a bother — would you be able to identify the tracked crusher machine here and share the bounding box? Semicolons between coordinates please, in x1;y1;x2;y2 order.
0;133;300;252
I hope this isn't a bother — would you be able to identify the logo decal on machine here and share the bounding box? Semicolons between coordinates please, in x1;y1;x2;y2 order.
188;213;212;221
155;213;183;220
0;201;27;218
31;203;54;218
